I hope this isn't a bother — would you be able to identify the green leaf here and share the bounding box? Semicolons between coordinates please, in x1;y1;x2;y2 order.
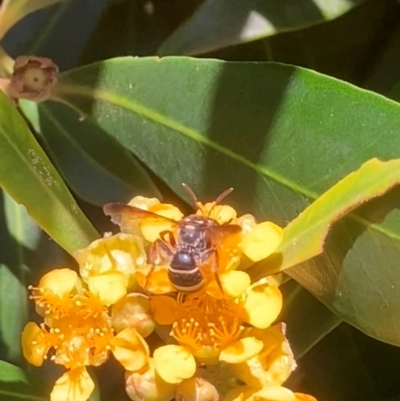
0;0;68;40
262;0;397;84
157;0;367;56
0;360;45;401
0;191;39;364
0;189;72;366
79;0;202;64
0;89;98;254
363;22;400;97
280;280;341;358
389;80;400;103
0;360;27;383
19;100;160;205
54;57;400;344
298;324;380;401
5;0;109;71
251;158;400;274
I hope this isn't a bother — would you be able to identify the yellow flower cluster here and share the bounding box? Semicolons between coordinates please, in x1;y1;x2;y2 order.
21;234;153;401
21;193;317;401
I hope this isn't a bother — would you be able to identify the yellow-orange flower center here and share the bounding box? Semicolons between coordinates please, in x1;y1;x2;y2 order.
24;282;116;370
170;293;246;361
29;286;73;318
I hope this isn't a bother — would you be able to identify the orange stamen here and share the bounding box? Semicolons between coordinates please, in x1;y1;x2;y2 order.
171;292;246;355
29;286;73;317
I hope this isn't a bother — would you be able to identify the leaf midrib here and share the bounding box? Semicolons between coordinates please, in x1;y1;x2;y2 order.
55;83;400;241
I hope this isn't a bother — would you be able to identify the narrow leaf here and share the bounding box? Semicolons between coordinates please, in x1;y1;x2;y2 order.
20;100;160;205
0;360;45;401
158;0;367;55
280;280;341;358
0;191;40;363
299;325;380;401
0;360;27;383
251;158;400;274
53;57;400;344
0;89;98;253
0;0;68;40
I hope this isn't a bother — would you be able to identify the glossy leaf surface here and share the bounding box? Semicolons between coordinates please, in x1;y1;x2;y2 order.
0;192;40;364
280;280;341;358
20;100;160;205
158;0;367;55
0;90;98;254
250;158;400;274
0;360;45;401
54;57;400;344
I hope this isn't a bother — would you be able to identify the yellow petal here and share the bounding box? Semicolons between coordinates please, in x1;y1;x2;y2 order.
230;324;296;387
151;203;184;221
149;296;177;325
224;386;296;401
220;337;263;363
21;322;46;366
207;271;251;299
51;368;94;401
128;196;161;209
176;377;219;401
125;358;177;401
38;268;78;297
74;234;146;288
87;271;128;305
244;285;282;329
202;203;237;224
154;345;196;384
111;327;149;371
241;222;283;262
253;386;297;401
136;265;175;294
295;394;318;401
223;386;254;401
122;197;161;236
112;293;155;337
140;204;183;242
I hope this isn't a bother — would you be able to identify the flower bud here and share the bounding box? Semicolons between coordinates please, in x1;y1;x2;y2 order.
74;233;147;305
175;377;219;401
125;359;176;401
237;214;257;234
9;56;58;102
112;293;155;337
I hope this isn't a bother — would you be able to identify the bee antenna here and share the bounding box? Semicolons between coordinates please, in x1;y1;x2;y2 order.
207;187;234;217
182;183;198;207
215;187;234;205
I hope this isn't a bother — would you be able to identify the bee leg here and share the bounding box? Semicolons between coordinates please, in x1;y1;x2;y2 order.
202;249;224;296
159;230;176;247
149;238;174;265
146;238;174;290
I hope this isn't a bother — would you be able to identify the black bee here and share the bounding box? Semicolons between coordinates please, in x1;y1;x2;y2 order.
103;184;241;292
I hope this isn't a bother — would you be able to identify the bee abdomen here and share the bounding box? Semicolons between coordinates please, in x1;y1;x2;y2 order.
169;252;204;292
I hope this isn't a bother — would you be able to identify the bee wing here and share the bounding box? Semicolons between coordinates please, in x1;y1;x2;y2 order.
208;224;242;245
103;203;179;236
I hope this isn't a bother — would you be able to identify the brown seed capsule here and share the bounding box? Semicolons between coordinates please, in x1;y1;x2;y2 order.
175;377;219;401
9;56;58;102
